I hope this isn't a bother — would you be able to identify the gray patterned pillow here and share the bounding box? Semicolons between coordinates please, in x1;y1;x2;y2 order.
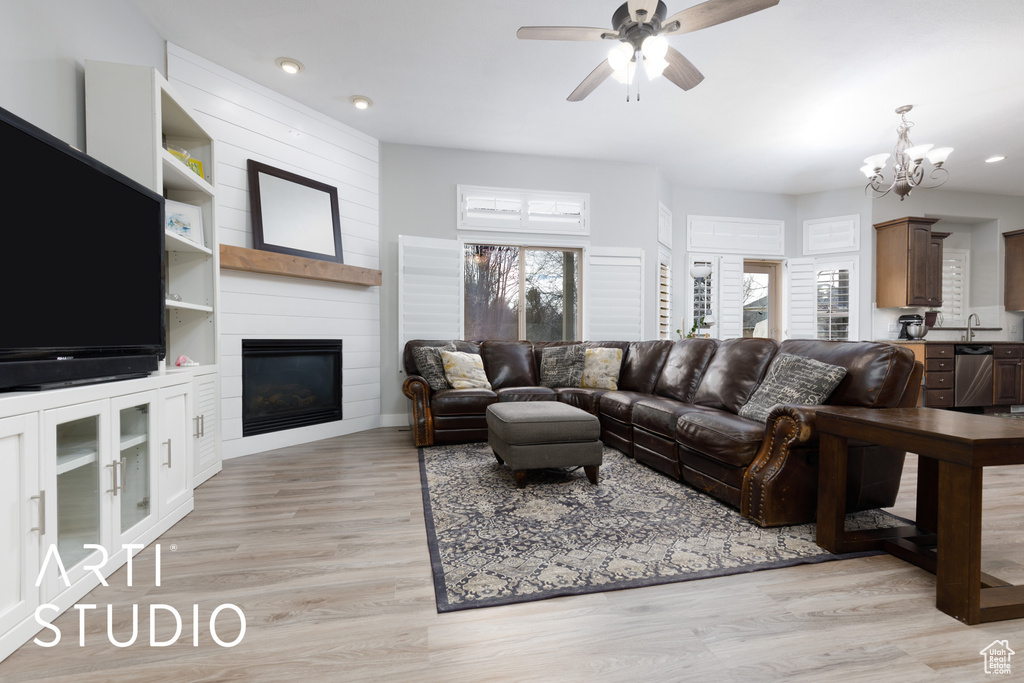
738;353;848;423
539;344;585;388
411;342;457;391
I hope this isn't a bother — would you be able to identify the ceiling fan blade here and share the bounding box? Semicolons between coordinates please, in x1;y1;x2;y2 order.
567;60;616;101
662;0;779;35
662;47;705;91
517;26;618;41
628;0;661;24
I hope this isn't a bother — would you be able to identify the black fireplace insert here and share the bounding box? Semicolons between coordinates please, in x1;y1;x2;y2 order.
242;339;342;437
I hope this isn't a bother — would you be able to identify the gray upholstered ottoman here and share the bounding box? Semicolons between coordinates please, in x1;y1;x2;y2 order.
486;402;603;488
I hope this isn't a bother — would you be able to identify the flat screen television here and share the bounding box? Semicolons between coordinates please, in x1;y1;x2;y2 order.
0;103;165;391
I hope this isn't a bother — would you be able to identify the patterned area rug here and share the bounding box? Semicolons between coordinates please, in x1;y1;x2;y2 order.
419;443;905;612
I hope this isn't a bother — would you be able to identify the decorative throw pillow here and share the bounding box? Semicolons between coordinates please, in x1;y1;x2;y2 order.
738;353;848;423
539;344;585;388
440;350;492;390
582;347;623;390
411;342;456;391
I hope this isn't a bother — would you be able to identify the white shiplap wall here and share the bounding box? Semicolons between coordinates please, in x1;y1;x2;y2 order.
167;44;381;459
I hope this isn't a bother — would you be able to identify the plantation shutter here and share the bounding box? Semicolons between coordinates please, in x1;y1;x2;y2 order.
716;255;744;338
788;257;817;339
398;236;462;366
939;248;968;326
585;247;644;341
658;251;672;340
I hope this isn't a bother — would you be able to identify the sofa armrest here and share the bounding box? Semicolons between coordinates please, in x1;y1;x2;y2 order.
402;375;435;447
741;404;824;527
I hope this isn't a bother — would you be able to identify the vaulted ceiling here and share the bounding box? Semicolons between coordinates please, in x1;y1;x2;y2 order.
128;0;1024;196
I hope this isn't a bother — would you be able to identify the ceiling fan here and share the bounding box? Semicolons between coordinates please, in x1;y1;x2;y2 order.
517;0;780;101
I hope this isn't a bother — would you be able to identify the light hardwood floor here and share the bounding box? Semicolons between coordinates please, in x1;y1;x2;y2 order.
3;427;1024;682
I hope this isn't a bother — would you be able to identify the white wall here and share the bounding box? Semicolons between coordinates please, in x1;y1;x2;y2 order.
379;143;667;420
166;45;382;459
0;0;163;148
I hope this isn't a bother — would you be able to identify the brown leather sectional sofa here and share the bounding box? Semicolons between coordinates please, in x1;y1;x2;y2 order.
402;338;923;527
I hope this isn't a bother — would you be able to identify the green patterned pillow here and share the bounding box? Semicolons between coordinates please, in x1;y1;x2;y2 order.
539;344;585;388
582;347;623;390
440;350;492;390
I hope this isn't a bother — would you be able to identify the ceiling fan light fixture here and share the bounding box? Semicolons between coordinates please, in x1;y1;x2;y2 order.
643;55;668;79
608;42;634;70
641;34;669;61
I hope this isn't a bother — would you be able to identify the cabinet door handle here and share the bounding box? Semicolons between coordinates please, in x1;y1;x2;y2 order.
164;438;172;468
193;416;200;439
30;491;45;535
106;460;122;496
200;414;206;438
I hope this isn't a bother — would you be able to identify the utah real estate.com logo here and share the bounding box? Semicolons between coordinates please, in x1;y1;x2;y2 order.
981;640;1014;675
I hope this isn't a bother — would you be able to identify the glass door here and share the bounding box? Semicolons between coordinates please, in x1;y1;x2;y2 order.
743;261;782;340
42;399;110;598
111;391;158;547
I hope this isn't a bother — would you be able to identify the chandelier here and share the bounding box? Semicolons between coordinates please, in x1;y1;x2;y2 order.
861;105;953;201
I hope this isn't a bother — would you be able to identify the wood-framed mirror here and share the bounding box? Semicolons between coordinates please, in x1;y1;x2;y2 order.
247;159;343;264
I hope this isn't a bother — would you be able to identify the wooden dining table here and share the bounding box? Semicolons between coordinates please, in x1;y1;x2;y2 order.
814;406;1024;625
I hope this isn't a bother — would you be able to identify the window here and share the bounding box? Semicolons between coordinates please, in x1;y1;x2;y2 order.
658;249;672;339
464;244;581;341
816;267;851;340
458;185;589;235
938;248;968;326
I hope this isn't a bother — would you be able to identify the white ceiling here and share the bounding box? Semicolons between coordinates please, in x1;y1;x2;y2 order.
127;0;1024;197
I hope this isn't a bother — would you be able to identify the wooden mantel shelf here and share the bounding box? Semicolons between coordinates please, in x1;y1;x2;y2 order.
220;245;381;287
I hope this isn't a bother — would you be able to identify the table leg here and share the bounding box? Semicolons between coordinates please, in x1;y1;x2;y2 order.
935;462;983;625
816;433;848;553
916;456;938;533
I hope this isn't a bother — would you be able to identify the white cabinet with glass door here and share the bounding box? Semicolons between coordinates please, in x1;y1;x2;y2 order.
0;414;40;655
39;400;111;600
109;391;159;555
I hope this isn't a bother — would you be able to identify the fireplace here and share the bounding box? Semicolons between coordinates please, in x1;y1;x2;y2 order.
242;339;343;437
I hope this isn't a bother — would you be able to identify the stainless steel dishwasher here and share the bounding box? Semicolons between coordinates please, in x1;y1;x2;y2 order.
954;344;994;407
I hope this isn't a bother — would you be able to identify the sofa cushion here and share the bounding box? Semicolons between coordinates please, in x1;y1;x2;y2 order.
403;339;480;375
778;339;915;408
582;347;623;390
599;391;657;423
738;353;848;423
554;387;605;414
654;338;719;402
411;341;457;391
676;411;766;469
538;344;585;388
496;386;557;402
441;351;492;390
692;338;778;413
632;399;717;439
480;340;537;390
431;388;498;416
618;340;674;393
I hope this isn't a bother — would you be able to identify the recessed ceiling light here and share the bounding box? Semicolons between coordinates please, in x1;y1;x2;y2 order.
985;155;1007;163
351;96;373;110
275;57;304;75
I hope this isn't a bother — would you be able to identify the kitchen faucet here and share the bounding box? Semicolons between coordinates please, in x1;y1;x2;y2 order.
965;313;981;342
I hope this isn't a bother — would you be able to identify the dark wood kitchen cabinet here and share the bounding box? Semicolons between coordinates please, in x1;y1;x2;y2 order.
993;345;1023;405
875;217;947;308
1005;229;1024;311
